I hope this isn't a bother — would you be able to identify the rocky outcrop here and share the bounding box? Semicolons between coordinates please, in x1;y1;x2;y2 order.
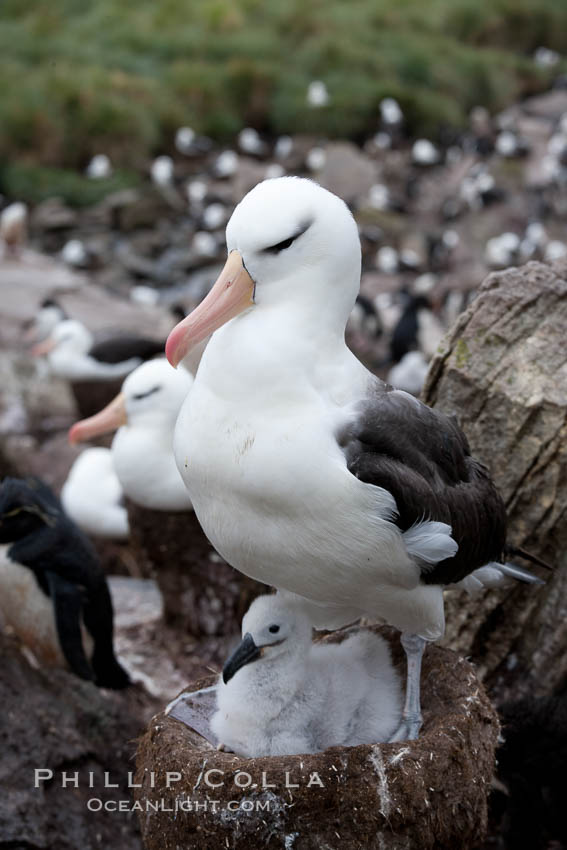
424;259;567;703
134;629;499;850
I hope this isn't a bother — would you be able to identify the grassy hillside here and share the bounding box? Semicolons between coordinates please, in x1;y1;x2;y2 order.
0;0;566;175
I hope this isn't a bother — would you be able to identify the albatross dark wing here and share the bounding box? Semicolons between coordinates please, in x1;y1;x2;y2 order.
89;336;165;364
340;383;506;585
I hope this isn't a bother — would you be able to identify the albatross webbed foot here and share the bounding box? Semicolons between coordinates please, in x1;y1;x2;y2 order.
389;632;427;742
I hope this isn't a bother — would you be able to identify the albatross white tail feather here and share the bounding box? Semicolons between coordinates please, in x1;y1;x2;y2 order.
403;521;458;567
454;562;545;596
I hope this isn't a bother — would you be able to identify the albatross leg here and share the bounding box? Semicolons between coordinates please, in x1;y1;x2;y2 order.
390;632;427;741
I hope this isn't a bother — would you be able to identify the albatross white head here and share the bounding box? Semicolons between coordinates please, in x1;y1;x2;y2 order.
31;319;92;360
166;177;361;367
68;358;194;510
221;593;313;684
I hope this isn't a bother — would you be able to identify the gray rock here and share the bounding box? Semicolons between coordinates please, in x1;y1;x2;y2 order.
424;259;567;703
115;241;160;280
522;89;567;122
101;188;174;232
31;197;78;232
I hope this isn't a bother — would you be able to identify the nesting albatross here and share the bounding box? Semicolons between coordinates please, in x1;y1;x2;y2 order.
165;176;519;740
69;359;262;636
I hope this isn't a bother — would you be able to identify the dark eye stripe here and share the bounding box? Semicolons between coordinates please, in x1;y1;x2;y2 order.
262;219;313;255
264;236;294;254
132;385;161;401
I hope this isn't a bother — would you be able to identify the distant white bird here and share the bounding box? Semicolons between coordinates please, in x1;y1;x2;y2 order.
495;131;529;158
548;132;567;160
413;273;437;295
175;127;196;155
376;245;399;274
86;155;112;179
380;97;403;126
151;156;174;187
519;222;548;262
399;248;421;271
69;358;252;639
186;179;208;205
31;320;148;382
372;132;392;150
460;168;496;210
61;448;129;540
61;239;88;268
24;298;67;343
374;292;403;333
192;231;218;258
533;47;560;68
274;136;293;160
442;229;460;250
540;154;562;186
213;150;239;179
485;233;521;269
412;139;440;166
368;184;390;211
305;147;326;172
238;128;266;157
130;285;160;308
1;202;27;258
202;203;227;231
387;351;429;397
544;240;567;262
211;593;402;757
264;163;285;180
307;80;329;108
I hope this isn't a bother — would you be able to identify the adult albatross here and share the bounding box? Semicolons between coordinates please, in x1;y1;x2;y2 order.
166;176;507;740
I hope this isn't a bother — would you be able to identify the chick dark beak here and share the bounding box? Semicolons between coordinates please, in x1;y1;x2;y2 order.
222;632;261;684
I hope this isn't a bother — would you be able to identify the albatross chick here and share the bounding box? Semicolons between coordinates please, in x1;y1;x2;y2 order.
212;593;402;757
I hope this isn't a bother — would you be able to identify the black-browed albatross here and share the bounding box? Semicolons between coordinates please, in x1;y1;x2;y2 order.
165;176;524;740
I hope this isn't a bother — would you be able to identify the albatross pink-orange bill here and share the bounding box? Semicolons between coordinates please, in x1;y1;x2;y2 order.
165;250;255;368
68;392;128;444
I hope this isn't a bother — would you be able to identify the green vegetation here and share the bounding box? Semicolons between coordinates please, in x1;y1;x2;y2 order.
0;0;566;186
0;162;142;207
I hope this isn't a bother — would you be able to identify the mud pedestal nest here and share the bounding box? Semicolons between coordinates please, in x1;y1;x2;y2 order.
126;500;265;637
135;628;499;850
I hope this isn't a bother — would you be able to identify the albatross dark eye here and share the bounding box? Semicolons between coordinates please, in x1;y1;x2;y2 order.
268;624;280;634
262;220;313;255
132;385;161;401
264;236;295;254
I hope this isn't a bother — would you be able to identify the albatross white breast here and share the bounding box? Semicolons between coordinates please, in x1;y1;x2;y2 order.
166;176;508;739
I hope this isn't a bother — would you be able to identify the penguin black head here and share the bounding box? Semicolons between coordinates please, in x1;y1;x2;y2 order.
0;476;130;690
0;477;60;543
40;297;62;310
